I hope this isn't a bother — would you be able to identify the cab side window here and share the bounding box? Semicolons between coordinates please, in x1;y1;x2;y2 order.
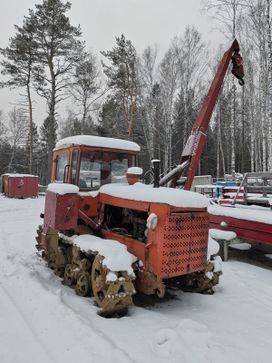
56;153;69;182
71;150;78;185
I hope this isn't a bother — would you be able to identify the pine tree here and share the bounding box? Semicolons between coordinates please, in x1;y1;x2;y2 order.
39;116;58;184
0;18;38;173
97;96;127;138
101;34;138;138
59;110;97;138
28;0;83;181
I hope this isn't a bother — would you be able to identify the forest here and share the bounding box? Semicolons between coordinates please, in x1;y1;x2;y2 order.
0;0;272;184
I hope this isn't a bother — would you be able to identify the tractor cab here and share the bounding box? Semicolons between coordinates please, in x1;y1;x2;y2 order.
51;135;140;190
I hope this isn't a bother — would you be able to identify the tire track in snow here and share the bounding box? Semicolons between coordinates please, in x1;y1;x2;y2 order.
0;212;57;363
0;281;57;363
31;262;138;363
0;208;22;214
0;227;19;277
60;293;138;363
226;263;272;312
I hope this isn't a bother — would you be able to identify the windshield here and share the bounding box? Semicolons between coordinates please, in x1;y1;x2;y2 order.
78;151;135;190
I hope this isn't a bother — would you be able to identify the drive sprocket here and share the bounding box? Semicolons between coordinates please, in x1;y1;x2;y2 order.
91;254;135;316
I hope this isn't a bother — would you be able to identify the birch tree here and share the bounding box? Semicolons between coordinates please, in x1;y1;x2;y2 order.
138;45;159;164
243;0;272;171
69;51;104;130
266;0;272;170
172;26;207;153
159;45;179;172
7;108;28;172
203;0;245;176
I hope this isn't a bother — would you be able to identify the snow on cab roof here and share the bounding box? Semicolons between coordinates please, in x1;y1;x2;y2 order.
100;183;209;209
55;135;141;152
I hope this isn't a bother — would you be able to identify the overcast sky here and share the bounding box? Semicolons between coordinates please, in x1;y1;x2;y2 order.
0;0;225;126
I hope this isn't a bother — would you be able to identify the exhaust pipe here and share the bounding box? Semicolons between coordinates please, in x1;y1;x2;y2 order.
152;159;160;188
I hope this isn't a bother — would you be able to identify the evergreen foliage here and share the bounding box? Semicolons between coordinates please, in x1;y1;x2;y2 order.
101;34;138;138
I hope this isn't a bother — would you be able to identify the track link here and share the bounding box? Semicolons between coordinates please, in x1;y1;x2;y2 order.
35;226;135;317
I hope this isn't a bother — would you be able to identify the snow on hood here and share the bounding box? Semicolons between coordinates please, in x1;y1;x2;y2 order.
99;183;208;209
55;135;140;152
72;234;137;274
47;183;79;195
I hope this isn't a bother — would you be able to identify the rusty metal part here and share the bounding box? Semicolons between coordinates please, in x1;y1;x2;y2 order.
63;263;77;286
35;225;42;248
91;255;135;316
231;50;244;85
39;227;67;277
78;209;101;231
37;227;135;316
75;272;91;297
183;261;222;293
63;246;90;289
136;271;165;298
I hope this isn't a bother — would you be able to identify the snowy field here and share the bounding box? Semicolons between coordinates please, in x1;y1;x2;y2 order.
1;196;272;363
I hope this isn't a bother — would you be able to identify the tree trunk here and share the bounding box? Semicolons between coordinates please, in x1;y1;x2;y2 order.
27;83;33;174
241;86;245;172
47;67;57;183
266;0;272;170
230;80;236;177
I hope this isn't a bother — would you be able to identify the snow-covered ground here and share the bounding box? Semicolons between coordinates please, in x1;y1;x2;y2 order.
1;196;272;363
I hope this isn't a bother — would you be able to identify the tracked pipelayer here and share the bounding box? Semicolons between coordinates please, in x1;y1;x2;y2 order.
36;39;244;316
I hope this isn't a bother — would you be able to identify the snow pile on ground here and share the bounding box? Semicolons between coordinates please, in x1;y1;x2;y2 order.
230;243;251;251
1;196;272;363
207;235;220;258
55;135;140;152
72;234;137;275
211;255;222;272
100;182;209;208
210;229;237;241
47;183;79;195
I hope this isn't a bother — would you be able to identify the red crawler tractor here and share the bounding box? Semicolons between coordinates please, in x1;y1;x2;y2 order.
36;40;244;315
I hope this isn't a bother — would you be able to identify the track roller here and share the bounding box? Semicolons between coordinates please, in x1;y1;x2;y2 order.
91;255;135;316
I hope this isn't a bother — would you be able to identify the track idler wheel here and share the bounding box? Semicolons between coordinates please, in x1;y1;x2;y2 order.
186;261;222;293
91;255;135;316
63;264;77;286
75;272;91;297
54;266;65;277
35;225;43;253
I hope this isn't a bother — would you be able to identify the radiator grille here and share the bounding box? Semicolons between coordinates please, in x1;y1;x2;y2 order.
160;212;209;278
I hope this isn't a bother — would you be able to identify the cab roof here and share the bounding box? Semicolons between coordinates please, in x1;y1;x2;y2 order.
54;135;141;152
